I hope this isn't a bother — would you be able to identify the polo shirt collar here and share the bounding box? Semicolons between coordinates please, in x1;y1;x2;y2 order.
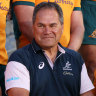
31;39;65;54
58;44;65;54
31;39;42;53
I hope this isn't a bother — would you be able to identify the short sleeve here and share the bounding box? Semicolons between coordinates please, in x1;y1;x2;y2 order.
12;0;35;7
74;0;81;11
80;63;94;94
5;61;30;91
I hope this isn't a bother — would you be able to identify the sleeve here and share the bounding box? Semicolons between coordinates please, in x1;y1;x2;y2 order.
74;0;81;11
12;0;35;7
5;61;30;91
80;63;94;94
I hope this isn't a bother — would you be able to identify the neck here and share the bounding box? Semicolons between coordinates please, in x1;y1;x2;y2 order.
44;45;58;63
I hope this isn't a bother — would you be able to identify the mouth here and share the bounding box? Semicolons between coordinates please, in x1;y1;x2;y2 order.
42;36;54;38
42;37;54;40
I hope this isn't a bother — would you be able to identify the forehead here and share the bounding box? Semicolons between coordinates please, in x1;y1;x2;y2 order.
35;8;60;24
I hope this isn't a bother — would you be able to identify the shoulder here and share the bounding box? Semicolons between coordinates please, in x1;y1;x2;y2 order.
8;44;32;69
63;46;80;57
62;46;84;65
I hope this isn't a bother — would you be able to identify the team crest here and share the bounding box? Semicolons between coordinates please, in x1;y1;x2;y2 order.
63;61;72;71
89;29;96;38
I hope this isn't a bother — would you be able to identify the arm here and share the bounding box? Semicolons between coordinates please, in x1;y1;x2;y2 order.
5;61;30;96
14;5;34;42
80;64;95;96
67;11;84;51
7;88;29;96
80;90;94;96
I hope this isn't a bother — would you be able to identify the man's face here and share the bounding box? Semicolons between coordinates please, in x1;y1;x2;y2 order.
33;8;63;49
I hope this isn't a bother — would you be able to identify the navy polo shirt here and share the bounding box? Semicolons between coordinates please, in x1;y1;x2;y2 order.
8;39;84;96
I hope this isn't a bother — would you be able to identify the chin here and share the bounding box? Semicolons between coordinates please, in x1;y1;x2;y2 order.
40;44;53;49
42;46;53;50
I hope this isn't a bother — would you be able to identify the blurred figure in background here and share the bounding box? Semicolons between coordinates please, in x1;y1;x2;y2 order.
79;0;96;95
11;0;34;48
0;0;10;96
12;0;84;51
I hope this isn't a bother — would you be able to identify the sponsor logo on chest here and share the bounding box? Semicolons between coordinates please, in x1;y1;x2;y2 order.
48;0;73;6
38;62;45;69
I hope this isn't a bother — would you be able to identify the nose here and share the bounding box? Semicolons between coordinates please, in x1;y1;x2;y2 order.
44;26;51;34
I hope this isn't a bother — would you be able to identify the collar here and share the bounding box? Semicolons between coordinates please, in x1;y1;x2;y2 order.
31;39;42;53
31;39;65;54
58;43;65;54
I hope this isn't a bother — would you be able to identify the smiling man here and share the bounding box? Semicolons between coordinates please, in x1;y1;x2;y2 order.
5;2;94;96
32;7;63;50
12;0;84;51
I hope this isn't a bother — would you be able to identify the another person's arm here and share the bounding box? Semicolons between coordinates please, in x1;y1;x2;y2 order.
14;4;34;42
67;11;84;51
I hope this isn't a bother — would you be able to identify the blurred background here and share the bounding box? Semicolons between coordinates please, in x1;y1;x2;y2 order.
5;19;16;57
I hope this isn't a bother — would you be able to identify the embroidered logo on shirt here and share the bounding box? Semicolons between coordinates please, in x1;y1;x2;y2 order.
63;61;72;70
63;71;73;76
38;62;45;69
89;29;96;38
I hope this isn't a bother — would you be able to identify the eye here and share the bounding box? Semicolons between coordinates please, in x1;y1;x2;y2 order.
37;24;44;28
50;23;57;28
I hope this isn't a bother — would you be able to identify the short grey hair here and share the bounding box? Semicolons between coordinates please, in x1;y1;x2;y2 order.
32;2;64;25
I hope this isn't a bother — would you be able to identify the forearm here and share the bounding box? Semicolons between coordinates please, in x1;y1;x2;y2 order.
67;11;84;51
67;26;84;51
18;21;33;42
14;5;34;42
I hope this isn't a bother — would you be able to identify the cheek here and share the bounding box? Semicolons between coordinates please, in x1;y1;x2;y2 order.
34;31;42;41
34;28;42;36
56;29;63;38
53;26;62;33
54;28;62;34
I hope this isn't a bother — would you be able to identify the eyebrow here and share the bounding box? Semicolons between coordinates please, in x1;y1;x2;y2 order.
50;23;57;25
37;22;58;25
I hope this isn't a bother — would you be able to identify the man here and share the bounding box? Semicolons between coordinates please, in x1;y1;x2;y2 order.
5;2;94;96
12;0;84;51
0;0;10;96
79;0;96;94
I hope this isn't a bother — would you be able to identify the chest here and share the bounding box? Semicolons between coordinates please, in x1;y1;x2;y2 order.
29;53;81;95
35;0;75;10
